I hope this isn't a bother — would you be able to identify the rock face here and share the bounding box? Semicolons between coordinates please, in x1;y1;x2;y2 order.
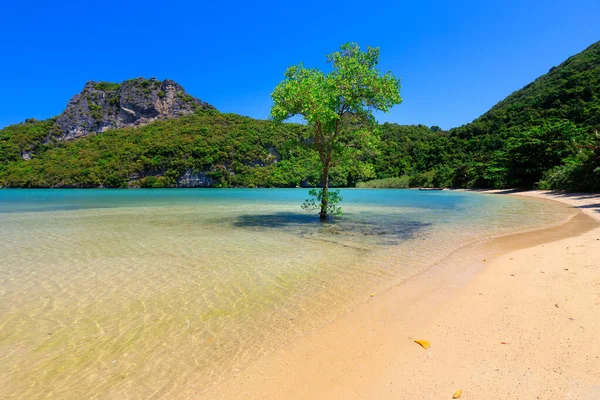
55;78;214;140
177;170;213;188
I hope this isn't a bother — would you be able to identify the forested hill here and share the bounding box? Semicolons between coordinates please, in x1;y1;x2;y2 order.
446;40;600;190
0;40;599;190
472;40;600;132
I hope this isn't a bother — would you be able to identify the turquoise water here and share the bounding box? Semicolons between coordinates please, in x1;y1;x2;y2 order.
0;189;575;399
0;187;479;212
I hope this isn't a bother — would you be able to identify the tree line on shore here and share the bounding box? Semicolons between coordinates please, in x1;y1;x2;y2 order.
1;41;598;191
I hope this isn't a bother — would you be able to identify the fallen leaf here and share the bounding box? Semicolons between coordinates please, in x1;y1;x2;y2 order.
370;293;376;297
414;339;430;349
500;341;509;344
555;304;559;308
453;389;462;398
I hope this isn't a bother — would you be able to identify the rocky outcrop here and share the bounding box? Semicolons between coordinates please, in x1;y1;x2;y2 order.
55;78;214;140
177;170;213;187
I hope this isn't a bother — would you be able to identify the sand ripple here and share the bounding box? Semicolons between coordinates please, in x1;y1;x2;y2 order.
0;191;575;399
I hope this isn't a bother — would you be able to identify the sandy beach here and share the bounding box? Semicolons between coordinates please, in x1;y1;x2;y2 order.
197;190;600;400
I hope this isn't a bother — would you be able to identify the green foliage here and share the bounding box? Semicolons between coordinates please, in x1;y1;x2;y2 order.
88;103;103;121
356;176;410;188
105;173;126;188
301;188;343;217
92;82;121;92
140;176;171;188
178;93;194;103
538;129;600;191
0;109;319;188
0;118;62;164
271;43;402;218
352;41;599;192
445;41;600;190
501;120;582;187
1;41;599;192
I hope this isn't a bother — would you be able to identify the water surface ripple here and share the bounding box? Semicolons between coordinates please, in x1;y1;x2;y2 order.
0;189;575;399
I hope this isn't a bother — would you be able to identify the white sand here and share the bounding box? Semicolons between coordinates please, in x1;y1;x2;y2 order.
194;191;600;400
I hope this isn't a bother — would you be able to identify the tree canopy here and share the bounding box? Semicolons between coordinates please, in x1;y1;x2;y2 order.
270;43;402;219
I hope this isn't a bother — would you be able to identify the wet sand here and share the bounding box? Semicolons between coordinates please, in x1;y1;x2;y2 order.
197;190;600;400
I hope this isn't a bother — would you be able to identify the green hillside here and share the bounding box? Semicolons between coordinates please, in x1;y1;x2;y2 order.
0;110;315;188
476;41;600;132
1;41;599;190
446;40;600;190
0;110;457;189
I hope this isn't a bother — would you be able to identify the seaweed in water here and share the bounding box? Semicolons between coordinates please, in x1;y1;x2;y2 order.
232;212;432;246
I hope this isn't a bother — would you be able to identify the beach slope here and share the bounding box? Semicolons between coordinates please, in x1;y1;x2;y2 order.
198;191;600;400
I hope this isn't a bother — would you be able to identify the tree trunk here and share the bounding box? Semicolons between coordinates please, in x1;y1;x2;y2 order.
320;164;330;221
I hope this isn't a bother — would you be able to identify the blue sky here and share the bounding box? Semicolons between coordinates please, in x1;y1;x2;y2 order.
0;0;598;130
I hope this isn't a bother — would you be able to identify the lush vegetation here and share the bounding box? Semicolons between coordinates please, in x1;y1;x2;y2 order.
92;81;122;92
0;118;62;166
271;42;402;219
0;109;316;188
364;40;600;190
440;40;600;190
356;177;410;188
0;41;598;191
0;117;466;189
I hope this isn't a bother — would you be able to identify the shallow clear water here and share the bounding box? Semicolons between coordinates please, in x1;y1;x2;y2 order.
0;189;575;399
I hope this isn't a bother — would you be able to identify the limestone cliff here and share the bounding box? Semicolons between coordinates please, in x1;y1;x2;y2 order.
55;78;214;140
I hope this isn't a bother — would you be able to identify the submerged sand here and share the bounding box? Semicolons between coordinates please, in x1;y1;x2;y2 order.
198;191;600;400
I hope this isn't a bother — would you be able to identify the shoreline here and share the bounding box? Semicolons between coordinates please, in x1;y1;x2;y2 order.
196;190;600;400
